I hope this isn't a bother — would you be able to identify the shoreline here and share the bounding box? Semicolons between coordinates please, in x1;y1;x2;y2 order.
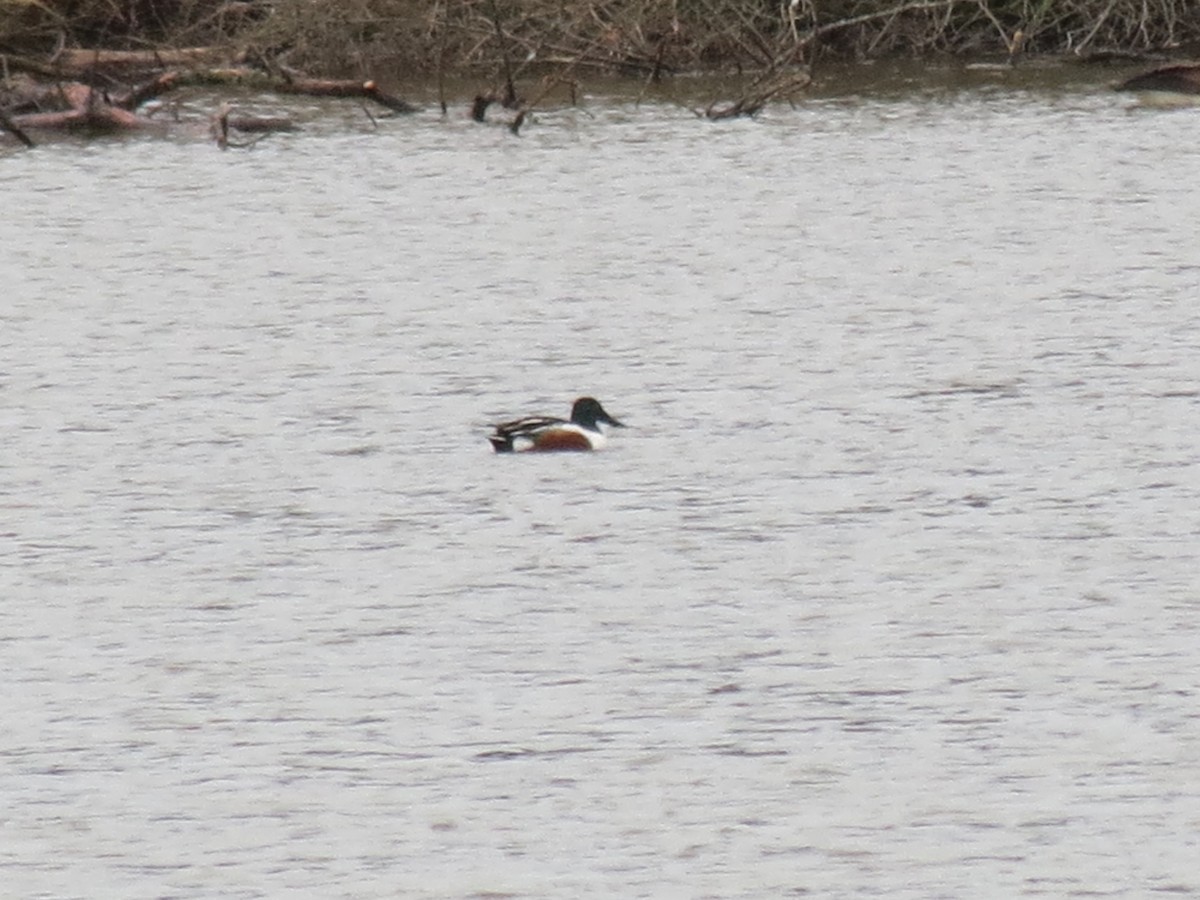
4;2;1198;146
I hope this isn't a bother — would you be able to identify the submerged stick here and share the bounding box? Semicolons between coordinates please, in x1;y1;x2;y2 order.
702;69;812;120
0;109;36;147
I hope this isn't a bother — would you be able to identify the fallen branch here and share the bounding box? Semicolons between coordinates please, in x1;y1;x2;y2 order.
51;47;234;78
227;114;296;133
276;73;418;113
12;83;144;131
0;109;36;147
210;104;292;149
499;74;575;134
701;69;812;120
4;38;427;146
212;103;232;149
1117;62;1200;94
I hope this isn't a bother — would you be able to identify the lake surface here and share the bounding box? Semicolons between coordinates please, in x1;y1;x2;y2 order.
3;63;1200;897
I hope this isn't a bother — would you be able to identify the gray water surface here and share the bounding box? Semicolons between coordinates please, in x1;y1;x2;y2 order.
3;72;1200;897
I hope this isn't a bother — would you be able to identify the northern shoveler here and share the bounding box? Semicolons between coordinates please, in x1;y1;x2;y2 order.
489;397;626;453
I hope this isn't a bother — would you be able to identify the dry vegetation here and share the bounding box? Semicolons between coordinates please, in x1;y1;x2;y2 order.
2;0;1198;142
2;0;1199;78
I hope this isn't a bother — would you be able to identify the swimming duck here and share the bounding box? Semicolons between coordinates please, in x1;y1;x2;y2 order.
488;397;625;452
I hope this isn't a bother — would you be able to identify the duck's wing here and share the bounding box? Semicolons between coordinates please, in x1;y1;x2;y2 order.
489;415;567;451
494;415;566;437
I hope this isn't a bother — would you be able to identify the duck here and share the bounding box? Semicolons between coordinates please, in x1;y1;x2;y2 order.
488;397;625;452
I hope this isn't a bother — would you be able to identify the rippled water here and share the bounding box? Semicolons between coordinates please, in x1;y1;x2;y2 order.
3;67;1200;897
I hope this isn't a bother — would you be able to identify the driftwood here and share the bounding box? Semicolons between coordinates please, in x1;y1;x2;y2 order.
10;83;144;132
1117;62;1200;94
50;47;235;78
227;114;296;133
0;109;35;147
210;104;296;149
5;72;183;133
470;87;519;123
275;74;418;113
2;49;418;146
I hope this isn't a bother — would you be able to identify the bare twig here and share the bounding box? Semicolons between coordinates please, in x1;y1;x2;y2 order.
803;0;964;47
1074;0;1121;55
486;0;520;106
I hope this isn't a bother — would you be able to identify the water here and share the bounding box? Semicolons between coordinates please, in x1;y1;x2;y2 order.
3;66;1200;897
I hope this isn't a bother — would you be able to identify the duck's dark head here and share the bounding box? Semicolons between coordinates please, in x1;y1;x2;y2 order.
571;397;625;430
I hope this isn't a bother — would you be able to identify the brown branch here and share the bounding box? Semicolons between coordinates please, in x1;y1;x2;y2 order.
276;73;417;113
213;103;231;149
12;82;144;131
0;109;36;147
1074;0;1122;56
1117;62;1200;94
228;114;296;133
52;47;233;78
210;104;289;149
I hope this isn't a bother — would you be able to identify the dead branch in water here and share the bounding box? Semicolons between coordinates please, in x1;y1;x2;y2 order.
472;74;578;132
227;113;297;132
507;76;581;135
0;109;36;147
472;23;605;134
212;103;232;148
701;69;813;120
2;54;416;146
1117;62;1200;94
210;103;293;149
276;70;418;113
10;82;145;131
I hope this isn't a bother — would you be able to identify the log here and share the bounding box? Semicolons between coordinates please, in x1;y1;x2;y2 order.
52;47;233;77
1117;63;1200;94
0;72;62;114
210;105;296;148
5;58;414;140
276;75;418;113
0;110;36;147
11;83;144;131
227;114;296;133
